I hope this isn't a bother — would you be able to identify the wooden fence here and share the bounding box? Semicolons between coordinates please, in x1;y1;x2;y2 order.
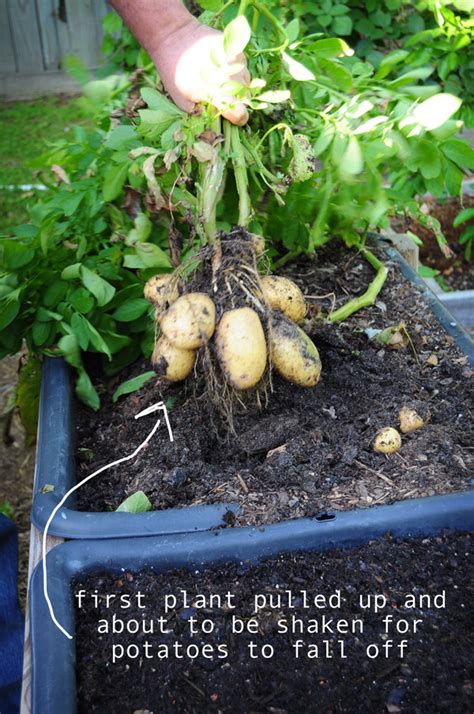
0;0;109;99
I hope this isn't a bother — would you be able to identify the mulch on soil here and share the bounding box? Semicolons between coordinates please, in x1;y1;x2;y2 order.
74;531;473;713
75;243;473;524
0;355;35;609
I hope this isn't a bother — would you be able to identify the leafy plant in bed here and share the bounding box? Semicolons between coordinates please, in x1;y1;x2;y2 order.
1;1;473;521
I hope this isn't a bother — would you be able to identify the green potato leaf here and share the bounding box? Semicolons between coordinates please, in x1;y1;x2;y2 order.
116;491;152;513
113;370;156;403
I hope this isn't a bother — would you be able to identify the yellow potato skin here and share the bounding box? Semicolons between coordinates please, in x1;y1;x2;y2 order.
160;293;216;350
270;315;321;387
261;275;307;323
152;336;196;381
144;274;180;313
216;308;267;390
373;427;402;453
399;407;426;434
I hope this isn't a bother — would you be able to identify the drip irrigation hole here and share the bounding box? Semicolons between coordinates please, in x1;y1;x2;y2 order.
314;512;336;522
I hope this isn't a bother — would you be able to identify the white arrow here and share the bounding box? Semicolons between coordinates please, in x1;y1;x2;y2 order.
42;401;173;639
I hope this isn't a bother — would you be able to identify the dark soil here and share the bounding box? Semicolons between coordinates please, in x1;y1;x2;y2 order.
74;531;473;713
392;197;474;291
75;243;473;524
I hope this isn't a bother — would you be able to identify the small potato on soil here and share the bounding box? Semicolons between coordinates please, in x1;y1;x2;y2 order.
216;307;267;390
144;274;180;313
161;293;216;350
152;336;196;381
399;406;428;434
270;313;321;387
373;427;402;454
261;275;307;324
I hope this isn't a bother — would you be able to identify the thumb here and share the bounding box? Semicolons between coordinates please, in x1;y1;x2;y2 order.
222;102;249;126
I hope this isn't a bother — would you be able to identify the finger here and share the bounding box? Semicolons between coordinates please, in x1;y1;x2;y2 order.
170;92;195;114
229;53;251;83
222;103;249;126
239;68;251;85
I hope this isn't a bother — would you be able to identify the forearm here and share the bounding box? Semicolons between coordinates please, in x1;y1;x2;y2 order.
109;0;194;57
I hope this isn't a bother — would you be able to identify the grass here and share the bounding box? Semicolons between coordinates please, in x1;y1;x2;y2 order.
0;499;14;519
0;96;92;232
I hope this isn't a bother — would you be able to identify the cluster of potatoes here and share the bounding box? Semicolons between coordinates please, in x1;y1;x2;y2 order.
373;406;429;454
144;272;321;391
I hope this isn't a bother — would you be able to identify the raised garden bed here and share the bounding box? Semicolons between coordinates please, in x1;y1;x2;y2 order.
438;290;474;332
392;196;474;292
31;243;473;538
29;495;474;713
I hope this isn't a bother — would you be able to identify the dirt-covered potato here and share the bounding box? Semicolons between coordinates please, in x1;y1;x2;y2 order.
216;307;267;390
399;406;427;434
261;275;307;324
152;336;196;381
144;274;180;314
373;427;401;454
160;293;216;350
270;313;321;387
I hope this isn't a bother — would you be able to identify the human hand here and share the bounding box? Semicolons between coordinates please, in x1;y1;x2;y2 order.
152;18;251;126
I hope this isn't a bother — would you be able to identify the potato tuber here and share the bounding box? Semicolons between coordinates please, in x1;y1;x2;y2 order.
160;292;216;350
215;307;267;390
261;275;307;324
152;336;196;381
373;427;402;454
144;274;180;314
270;313;321;387
399;406;427;434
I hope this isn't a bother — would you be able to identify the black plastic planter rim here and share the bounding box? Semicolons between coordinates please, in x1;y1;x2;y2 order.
30;246;474;538
29;489;474;714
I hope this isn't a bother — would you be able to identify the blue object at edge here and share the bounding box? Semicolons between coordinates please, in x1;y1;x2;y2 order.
30;490;474;714
0;515;24;714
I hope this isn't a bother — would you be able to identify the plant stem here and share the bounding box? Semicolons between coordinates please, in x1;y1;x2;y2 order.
329;246;388;322
250;0;287;47
252;8;260;32
241;136;281;184
308;175;334;250
215;0;235;16
273;248;303;269
238;0;251;16
229;122;251;226
255;122;291;151
224;122;232;154
198;115;226;243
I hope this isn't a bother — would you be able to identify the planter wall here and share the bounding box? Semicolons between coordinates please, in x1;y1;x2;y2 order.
29;490;474;713
438;290;474;332
31;246;474;539
382;242;474;363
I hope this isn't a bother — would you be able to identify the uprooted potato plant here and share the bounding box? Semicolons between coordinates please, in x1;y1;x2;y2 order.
2;1;473;426
140;77;324;425
146;225;321;426
131;9;461;426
